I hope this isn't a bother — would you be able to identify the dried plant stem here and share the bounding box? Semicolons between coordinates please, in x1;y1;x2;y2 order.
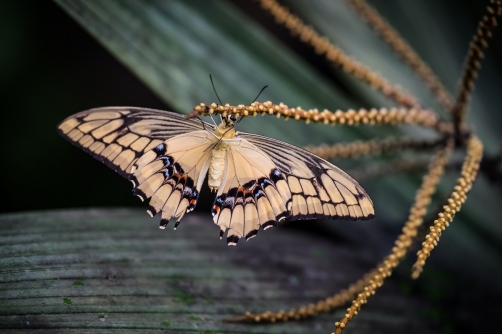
305;136;444;160
412;136;483;279
346;0;455;111
453;0;502;131
349;156;431;182
349;154;467;183
334;141;452;333
225;269;377;323
189;102;450;132
255;0;421;109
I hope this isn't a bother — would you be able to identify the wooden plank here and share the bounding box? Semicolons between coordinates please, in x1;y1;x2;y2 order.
0;209;435;332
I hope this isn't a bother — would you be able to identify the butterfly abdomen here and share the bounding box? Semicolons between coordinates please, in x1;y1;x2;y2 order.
208;143;227;191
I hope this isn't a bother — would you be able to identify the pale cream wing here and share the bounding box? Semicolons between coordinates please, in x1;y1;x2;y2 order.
211;139;291;245
238;133;375;221
130;130;214;228
57;107;212;178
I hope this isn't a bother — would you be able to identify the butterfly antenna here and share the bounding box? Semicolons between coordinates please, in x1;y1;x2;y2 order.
209;74;223;106
236;85;269;124
209;75;224;125
252;85;268;104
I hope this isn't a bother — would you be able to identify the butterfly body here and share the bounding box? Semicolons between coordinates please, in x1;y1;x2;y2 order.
208;140;229;192
58;106;375;245
214;122;237;139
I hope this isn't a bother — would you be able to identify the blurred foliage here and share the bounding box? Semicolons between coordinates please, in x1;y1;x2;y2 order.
1;0;501;303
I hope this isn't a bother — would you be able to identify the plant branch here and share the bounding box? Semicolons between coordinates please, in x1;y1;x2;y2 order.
452;0;502;135
188;102;451;132
255;0;421;109
304;136;445;160
334;140;452;333
412;136;483;279
224;268;378;323
346;0;455;112
348;156;431;182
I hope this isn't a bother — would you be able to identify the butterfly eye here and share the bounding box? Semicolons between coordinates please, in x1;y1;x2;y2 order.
229;114;236;122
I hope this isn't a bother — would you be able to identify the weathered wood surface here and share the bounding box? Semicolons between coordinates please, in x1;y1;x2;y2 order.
1;209;439;333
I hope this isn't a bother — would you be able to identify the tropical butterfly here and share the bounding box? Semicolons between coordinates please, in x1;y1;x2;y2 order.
58;106;375;245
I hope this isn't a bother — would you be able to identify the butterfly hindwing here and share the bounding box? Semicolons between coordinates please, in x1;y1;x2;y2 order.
57;107;208;178
237;132;375;221
211;139;291;245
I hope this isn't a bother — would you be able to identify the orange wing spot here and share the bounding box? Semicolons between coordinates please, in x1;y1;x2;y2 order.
213;205;220;214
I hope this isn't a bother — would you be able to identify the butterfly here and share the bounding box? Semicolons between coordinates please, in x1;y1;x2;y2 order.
58;106;375;245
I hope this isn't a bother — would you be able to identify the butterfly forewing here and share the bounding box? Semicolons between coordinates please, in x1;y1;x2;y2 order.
58;107;214;228
237;132;375;221
57;107;209;177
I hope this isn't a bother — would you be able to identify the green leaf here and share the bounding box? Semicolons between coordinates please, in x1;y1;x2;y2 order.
2;209;458;332
52;0;502;286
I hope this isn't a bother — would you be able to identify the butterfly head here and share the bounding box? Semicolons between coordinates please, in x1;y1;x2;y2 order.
215;114;237;139
224;114;237;126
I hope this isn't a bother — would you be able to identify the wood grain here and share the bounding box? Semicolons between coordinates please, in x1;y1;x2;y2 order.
0;209;434;333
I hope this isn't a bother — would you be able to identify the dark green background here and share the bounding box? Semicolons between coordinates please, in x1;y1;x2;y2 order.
1;1;167;213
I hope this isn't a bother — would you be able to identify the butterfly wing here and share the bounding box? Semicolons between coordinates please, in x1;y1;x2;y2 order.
237;132;375;221
58;107;215;227
58;107;374;241
212;139;291;245
57;107;211;177
130;130;214;228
